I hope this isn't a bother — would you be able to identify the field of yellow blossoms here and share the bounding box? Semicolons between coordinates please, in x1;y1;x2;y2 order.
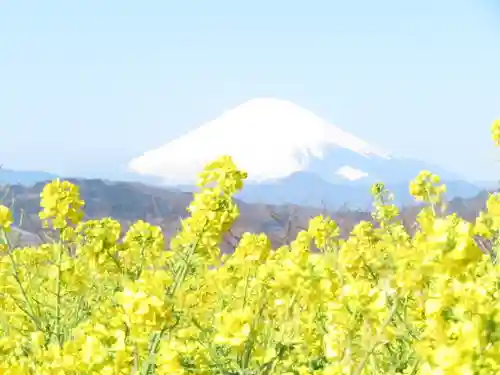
0;121;499;374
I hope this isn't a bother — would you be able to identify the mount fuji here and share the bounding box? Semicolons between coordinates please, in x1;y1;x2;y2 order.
128;98;481;209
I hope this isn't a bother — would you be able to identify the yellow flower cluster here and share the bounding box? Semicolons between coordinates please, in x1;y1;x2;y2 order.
0;122;498;374
492;119;500;147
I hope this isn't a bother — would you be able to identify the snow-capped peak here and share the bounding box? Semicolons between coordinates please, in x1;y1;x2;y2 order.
128;98;391;185
336;166;369;181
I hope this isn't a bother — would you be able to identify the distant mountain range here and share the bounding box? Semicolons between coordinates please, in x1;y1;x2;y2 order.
235;173;481;210
0;168;58;186
0;178;492;250
1;98;492;209
128;98;483;208
0;178;370;250
0;166;483;210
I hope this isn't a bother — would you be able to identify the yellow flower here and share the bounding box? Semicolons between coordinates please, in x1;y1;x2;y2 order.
214;308;253;347
39;179;84;229
1;126;500;373
492;119;500;147
81;335;107;365
0;205;13;231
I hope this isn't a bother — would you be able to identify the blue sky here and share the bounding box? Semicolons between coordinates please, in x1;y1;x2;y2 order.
1;1;499;181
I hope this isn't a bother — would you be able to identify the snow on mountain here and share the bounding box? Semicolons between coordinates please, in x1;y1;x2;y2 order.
129;98;390;185
129;98;481;208
336;166;369;181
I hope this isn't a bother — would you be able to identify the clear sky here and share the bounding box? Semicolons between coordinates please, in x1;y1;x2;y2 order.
1;1;499;182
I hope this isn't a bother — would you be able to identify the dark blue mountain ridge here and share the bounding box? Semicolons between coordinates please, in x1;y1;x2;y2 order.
0;168;59;186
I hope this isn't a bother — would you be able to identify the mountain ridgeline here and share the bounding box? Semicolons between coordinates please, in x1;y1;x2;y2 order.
128;98;482;208
0;177;491;251
0;98;489;246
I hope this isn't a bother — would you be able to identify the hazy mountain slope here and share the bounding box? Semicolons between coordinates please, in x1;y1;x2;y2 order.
0;178;491;250
237;173;481;210
128;98;480;207
0;179;374;250
0;168;58;186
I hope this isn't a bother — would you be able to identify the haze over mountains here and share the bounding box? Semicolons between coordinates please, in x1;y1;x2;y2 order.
0;98;487;209
0;168;58;186
0;98;493;246
129;98;481;209
0;178;491;251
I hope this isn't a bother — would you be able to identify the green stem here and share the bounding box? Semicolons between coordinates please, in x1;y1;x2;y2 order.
259;344;289;375
242;267;252;307
425;188;436;216
170;219;208;297
352;298;399;375
142;220;208;374
241;290;267;370
140;327;167;375
55;241;64;347
1;229;42;331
